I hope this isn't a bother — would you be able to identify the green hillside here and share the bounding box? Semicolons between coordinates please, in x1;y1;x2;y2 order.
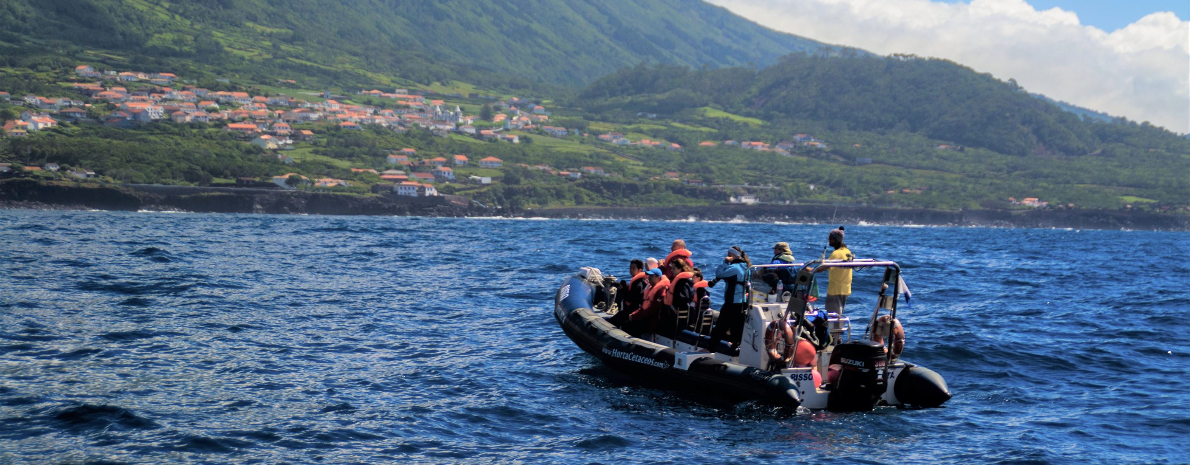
577;55;1189;156
0;1;1186;214
0;0;833;88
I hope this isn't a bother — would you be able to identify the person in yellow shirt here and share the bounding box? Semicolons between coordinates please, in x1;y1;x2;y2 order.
819;226;853;314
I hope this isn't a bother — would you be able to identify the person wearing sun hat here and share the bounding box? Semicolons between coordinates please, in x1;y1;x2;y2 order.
762;241;797;295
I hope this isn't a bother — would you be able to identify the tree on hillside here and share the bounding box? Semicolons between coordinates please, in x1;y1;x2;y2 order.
0;107;17;122
479;104;493;122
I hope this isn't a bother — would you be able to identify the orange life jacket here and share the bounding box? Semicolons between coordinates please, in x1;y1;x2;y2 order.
641;276;670;311
693;280;709;290
663;248;692;268
664;272;695;306
628;271;648;289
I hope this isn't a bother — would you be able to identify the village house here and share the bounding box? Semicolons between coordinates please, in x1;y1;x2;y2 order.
730;195;759;205
386;154;409;165
426;156;447;167
411;172;436;183
314;178;349;188
581;166;604;176
395;181;422;196
226;122;260;134
59;108;88;121
541;126;567;137
44;163;60;172
468;175;492;185
419;184;438;197
251;135;280;150
272;173;308;189
20;112;57;131
75;65;102;78
478;156;503;168
433;166;455;180
452;154;468;166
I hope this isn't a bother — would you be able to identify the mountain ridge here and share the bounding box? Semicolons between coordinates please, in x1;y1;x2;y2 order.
0;0;836;87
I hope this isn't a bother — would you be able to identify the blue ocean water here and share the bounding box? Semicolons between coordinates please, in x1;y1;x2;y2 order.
1;210;1188;463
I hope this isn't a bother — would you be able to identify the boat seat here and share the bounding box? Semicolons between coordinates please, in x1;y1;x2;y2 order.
673;329;733;354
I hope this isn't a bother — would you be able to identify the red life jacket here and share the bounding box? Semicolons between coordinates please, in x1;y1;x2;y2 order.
664;272;695;306
693;280;709;290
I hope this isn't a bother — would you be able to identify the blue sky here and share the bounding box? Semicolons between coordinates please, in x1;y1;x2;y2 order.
936;0;1189;31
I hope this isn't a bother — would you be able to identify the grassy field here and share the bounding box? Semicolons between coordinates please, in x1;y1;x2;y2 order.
508;131;607;155
289;146;352;168
698;106;765;126
250;84;327;103
587;121;617;132
1120;195;1158;204
670;122;716;132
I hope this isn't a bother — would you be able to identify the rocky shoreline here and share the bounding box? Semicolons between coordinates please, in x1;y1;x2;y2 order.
2;180;1186;231
525;205;1190;231
0;180;482;217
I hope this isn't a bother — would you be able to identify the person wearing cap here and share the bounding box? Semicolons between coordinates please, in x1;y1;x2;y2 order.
817;226;854;314
621;267;669;337
707;246;751;354
762;242;797;295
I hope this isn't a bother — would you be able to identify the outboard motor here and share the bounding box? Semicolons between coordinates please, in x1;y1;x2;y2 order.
827;340;886;412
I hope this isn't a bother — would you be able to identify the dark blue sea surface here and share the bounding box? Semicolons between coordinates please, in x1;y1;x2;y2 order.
1;210;1188;463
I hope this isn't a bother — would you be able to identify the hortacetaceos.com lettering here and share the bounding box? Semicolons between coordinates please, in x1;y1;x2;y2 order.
602;348;670;369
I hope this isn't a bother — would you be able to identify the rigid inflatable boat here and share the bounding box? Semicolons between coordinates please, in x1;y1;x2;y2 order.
554;259;951;411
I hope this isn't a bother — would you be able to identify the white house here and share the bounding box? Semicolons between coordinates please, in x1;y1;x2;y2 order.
252;135;279;150
395;181;421;196
433;166;455;180
478;156;503;168
730;195;759;205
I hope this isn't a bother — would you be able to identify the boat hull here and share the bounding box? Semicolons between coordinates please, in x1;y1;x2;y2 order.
555;276;801;407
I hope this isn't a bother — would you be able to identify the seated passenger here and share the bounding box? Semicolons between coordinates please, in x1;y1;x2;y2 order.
645;257;660;271
762;242;797;295
661;239;693;278
622;268;668;337
609;259;646;327
661;259;696;335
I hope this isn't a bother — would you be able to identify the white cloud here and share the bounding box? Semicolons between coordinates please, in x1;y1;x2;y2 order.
707;0;1190;133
